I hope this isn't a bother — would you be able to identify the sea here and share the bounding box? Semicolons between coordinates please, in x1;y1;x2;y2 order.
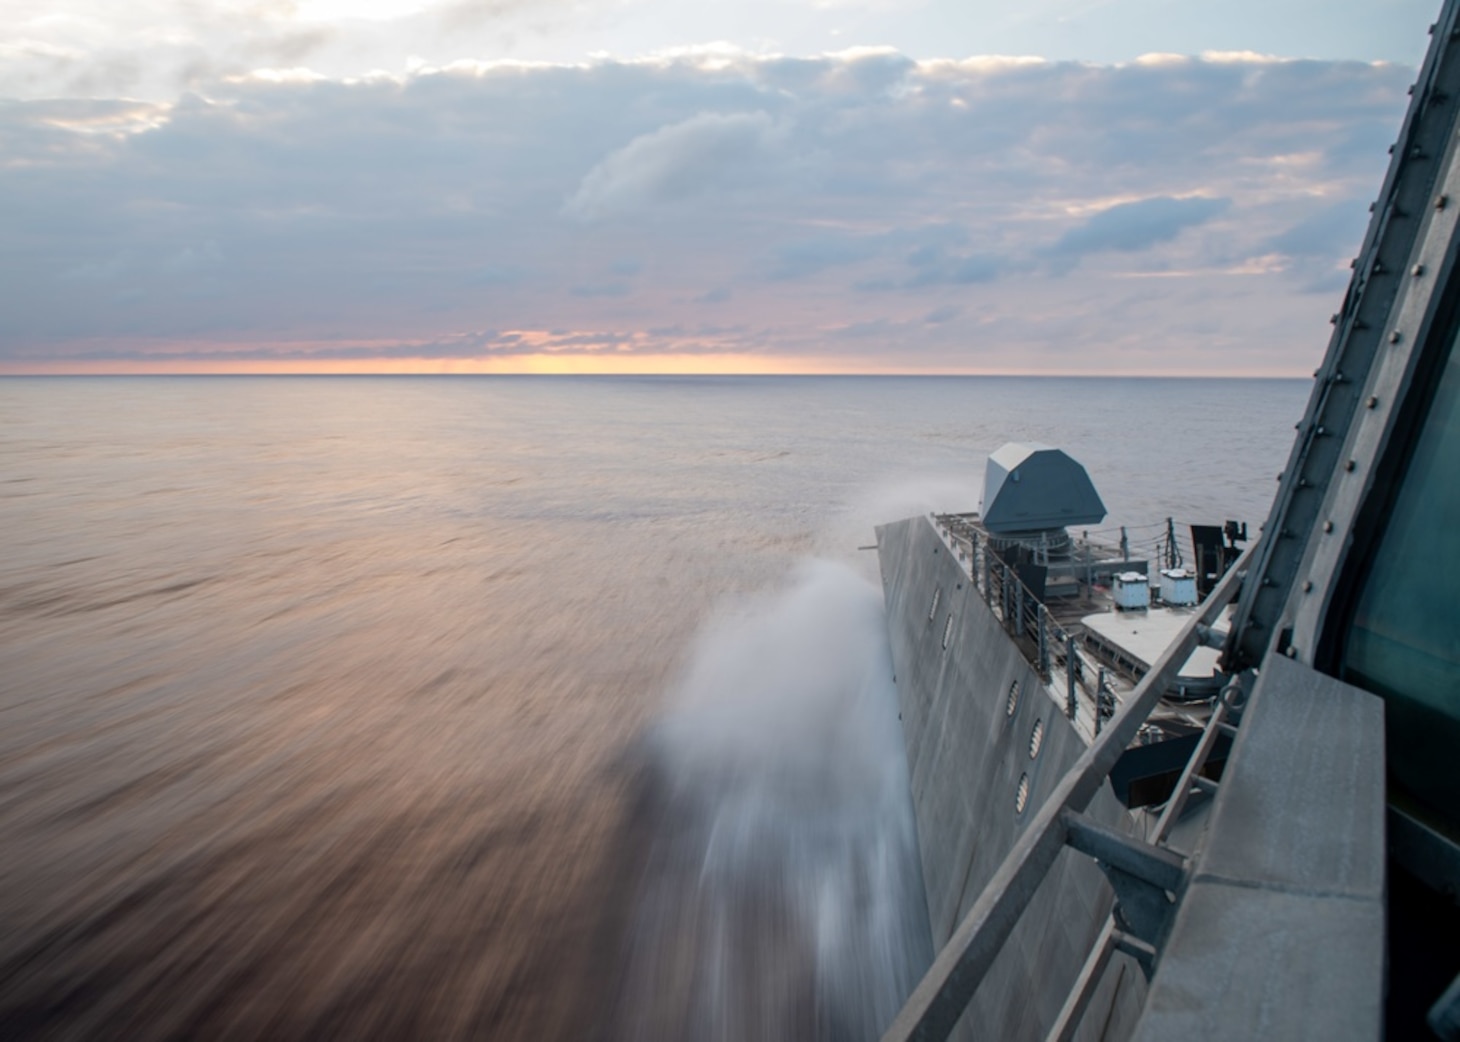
0;375;1308;1040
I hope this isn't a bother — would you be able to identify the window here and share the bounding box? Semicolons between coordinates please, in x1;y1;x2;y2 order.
1341;326;1460;822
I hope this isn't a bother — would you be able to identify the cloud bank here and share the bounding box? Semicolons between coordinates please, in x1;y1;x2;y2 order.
0;50;1411;373
0;0;1436;102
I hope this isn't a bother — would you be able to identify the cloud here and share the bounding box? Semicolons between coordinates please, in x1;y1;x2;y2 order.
773;225;1004;286
770;234;880;280
905;249;1003;286
0;50;1412;373
163;240;225;273
466;264;527;286
60;254;132;283
1266;200;1368;260
570;281;632;297
1261;200;1369;294
0;0;1438;107
1046;196;1232;272
563;110;787;220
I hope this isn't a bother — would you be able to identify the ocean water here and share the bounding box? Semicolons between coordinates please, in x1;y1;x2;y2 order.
0;375;1308;1040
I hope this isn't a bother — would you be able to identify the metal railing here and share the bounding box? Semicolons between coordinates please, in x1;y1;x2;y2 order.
879;546;1251;1042
1041;671;1250;1042
937;518;1113;729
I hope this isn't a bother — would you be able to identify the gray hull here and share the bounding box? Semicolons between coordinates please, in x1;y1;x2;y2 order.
876;516;1144;1041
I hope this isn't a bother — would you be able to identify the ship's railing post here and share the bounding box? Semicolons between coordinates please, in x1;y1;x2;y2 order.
1014;580;1024;640
1151;676;1248;844
1038;604;1049;675
1066;633;1078;720
1094;668;1108;736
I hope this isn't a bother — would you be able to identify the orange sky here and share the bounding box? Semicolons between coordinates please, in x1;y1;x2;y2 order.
1;49;1406;381
0;355;1313;377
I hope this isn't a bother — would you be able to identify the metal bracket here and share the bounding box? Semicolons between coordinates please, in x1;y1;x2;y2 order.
1193;623;1227;649
1063;811;1187;972
1111;929;1160;978
1103;869;1171;977
1430;970;1460;1041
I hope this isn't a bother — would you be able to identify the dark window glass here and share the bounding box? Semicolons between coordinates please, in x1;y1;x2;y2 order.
1343;331;1460;820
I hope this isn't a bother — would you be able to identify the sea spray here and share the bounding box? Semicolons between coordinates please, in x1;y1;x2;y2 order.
611;560;932;1041
823;476;978;584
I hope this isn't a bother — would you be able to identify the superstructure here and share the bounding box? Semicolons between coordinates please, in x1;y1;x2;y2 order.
874;4;1460;1039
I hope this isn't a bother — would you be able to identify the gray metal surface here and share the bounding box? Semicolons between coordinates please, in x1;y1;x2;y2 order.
1064;813;1184;952
877;518;1248;1042
1430;971;1460;1040
876;516;1143;1042
1131;654;1386;1042
1286;23;1460;666
1229;0;1460;670
1390;803;1460;901
1134;883;1383;1041
875;7;1460;1037
981;444;1107;535
867;10;1460;1028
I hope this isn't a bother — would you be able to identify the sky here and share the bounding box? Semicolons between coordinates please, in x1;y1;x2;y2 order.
0;0;1441;374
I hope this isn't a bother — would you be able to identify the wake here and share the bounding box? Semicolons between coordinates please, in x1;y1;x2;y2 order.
610;560;932;1041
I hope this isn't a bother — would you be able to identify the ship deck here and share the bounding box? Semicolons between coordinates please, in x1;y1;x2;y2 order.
929;512;1222;747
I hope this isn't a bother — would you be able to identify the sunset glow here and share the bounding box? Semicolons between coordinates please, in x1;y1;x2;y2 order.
0;1;1429;376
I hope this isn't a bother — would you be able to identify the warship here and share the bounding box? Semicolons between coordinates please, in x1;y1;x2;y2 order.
873;3;1460;1040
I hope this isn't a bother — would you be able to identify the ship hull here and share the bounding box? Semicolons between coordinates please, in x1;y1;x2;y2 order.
877;516;1146;1041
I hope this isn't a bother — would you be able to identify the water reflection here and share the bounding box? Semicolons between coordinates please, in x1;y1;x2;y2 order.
0;376;1302;1039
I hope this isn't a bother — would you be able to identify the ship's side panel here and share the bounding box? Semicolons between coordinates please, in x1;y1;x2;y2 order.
877;516;1146;1041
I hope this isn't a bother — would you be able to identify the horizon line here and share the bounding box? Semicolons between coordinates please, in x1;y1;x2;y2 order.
0;369;1312;380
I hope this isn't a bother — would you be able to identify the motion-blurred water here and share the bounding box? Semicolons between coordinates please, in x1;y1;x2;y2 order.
0;375;1306;1040
612;561;932;1041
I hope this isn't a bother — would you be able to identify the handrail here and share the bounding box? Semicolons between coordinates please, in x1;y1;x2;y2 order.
880;545;1252;1042
1043;670;1249;1042
1151;675;1248;844
938;517;1105;721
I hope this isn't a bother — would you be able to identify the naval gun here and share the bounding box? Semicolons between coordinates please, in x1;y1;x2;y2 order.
971;442;1136;604
980;442;1107;536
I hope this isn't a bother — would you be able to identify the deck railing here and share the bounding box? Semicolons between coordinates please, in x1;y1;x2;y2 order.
879;544;1251;1042
936;516;1115;729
